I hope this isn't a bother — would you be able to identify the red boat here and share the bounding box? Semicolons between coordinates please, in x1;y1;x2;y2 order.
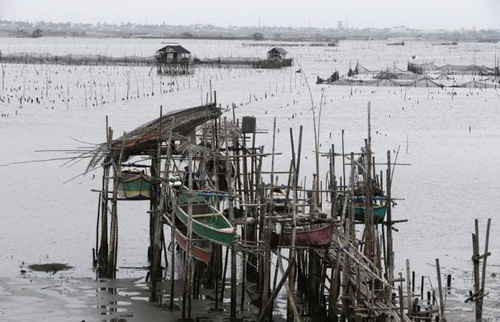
271;221;334;248
174;221;213;264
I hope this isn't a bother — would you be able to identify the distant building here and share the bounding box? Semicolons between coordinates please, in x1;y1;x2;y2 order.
155;45;191;74
267;47;287;61
155;45;191;64
253;47;292;68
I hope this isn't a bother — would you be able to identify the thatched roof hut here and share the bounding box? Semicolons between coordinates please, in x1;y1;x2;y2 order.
86;103;220;171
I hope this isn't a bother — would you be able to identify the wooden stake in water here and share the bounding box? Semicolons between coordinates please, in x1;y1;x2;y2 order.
98;118;111;276
479;218;492;320
406;259;412;316
435;258;447;321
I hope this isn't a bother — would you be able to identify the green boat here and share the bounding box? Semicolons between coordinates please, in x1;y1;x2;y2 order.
353;202;387;224
175;202;235;246
117;171;152;199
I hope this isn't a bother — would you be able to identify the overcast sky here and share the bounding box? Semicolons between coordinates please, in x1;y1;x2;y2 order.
1;0;499;30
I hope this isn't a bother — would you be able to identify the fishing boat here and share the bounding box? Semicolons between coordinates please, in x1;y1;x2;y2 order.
117;170;152;199
174;220;213;264
175;202;235;246
271;220;334;248
353;196;387;224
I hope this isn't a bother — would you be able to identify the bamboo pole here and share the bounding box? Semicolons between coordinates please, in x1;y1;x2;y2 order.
167;127;177;310
94;192;101;268
386;150;394;285
287;125;303;321
169;192;177;310
251;148;263;264
257;253;296;322
261;229;272;322
107;133;123;278
182;148;194;319
406;259;412;316
398;275;404;319
472;221;481;322
341;130;346;190
152;131;162;298
187;148;194;319
223;119;237;321
435;258;446;321
259;119;276;321
278;252;302;322
98;120;111;276
329;144;337;219
479;218;492;320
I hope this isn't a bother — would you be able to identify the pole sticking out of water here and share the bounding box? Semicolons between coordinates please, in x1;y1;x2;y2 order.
435;258;447;321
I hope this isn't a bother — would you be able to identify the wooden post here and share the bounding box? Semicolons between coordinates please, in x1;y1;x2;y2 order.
150;107;168;302
98;120;112;277
398;275;404;319
386;150;394;285
94;192;101;268
479;218;492;321
213;244;221;310
472;220;481;322
261;229;272;322
107;127;121;278
107;154;120;278
260;117;276;321
167;126;177;310
340;153;356;321
341;130;346;191
309;250;320;317
181;148;195;319
258;255;296;322
421;275;425;300
435;258;447;321
406;259;412;316
287;125;303;321
330;144;337;218
220;245;229;302
223;119;237;321
278;252;302;322
169;189;177;310
150;161;161;300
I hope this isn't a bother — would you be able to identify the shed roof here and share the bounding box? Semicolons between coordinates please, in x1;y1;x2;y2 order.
157;45;191;54
86;103;220;170
268;47;287;55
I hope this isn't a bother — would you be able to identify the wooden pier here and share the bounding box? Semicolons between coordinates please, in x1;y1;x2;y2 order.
86;96;491;321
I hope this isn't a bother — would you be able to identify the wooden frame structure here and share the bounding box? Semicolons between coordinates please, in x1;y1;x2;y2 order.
86;98;489;321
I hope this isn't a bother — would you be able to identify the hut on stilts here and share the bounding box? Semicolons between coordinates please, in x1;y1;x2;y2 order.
84;97;450;321
155;45;192;75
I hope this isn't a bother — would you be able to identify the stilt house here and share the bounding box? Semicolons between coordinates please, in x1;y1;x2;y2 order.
155;45;191;74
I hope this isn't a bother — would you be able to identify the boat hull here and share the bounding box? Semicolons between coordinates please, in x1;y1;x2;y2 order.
272;222;333;248
175;203;235;246
174;221;213;264
117;172;152;199
354;204;387;224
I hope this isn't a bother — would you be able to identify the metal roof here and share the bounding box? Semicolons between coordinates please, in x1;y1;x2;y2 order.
268;47;287;55
157;45;191;54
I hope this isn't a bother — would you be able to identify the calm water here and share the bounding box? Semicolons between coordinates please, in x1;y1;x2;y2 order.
1;36;499;318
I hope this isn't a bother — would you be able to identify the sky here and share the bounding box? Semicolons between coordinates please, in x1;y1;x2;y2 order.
1;0;500;30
